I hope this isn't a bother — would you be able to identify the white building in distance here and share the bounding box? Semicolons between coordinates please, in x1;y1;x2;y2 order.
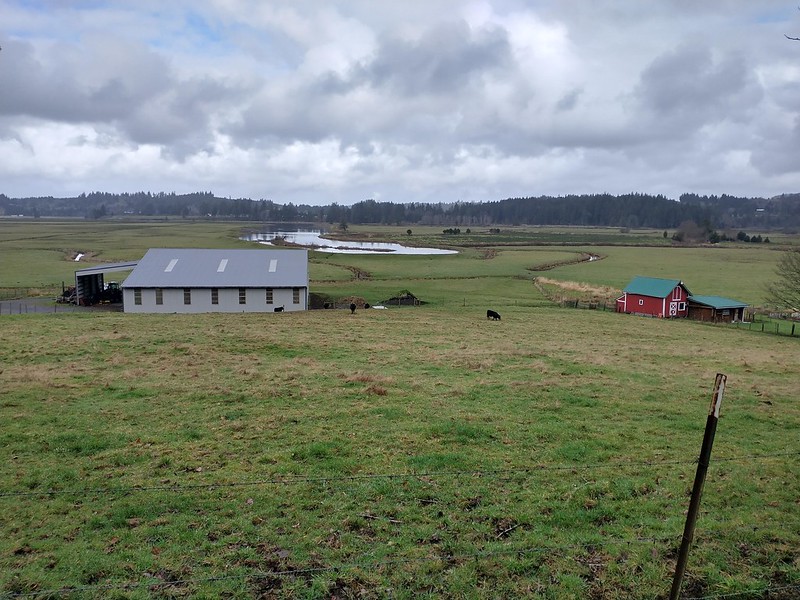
121;248;308;313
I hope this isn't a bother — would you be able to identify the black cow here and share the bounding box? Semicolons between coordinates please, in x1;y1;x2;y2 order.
350;303;357;314
274;306;284;313
486;309;501;321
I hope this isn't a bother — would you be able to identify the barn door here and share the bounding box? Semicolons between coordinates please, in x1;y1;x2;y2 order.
669;301;678;316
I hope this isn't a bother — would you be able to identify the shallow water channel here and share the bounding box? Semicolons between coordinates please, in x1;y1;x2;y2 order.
242;230;457;255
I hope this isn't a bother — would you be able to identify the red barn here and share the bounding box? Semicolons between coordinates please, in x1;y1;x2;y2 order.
616;276;691;318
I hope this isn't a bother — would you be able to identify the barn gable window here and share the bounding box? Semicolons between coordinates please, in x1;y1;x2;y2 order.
184;288;191;305
155;288;163;305
293;287;300;304
239;288;247;305
211;288;219;305
265;288;273;304
134;288;142;305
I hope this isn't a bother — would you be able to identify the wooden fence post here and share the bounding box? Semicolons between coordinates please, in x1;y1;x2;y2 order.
669;373;726;600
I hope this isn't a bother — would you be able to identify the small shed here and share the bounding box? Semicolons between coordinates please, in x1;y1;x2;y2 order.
121;248;308;313
687;295;748;323
616;276;691;318
74;261;139;305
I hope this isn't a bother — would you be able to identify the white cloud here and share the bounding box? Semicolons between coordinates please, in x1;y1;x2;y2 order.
1;0;799;202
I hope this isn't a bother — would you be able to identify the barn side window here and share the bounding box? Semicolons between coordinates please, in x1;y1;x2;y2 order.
134;288;142;305
678;302;686;311
184;288;191;305
265;288;273;304
155;288;163;305
293;287;300;304
239;288;247;305
211;288;219;305
638;299;644;306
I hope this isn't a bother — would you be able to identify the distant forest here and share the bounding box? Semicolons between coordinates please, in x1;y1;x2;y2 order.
1;190;798;230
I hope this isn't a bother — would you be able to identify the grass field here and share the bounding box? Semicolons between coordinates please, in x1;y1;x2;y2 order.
0;220;798;598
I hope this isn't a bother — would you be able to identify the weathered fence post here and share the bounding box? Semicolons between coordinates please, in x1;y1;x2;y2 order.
669;373;727;600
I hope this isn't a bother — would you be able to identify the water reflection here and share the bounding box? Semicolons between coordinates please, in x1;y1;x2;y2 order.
242;230;457;255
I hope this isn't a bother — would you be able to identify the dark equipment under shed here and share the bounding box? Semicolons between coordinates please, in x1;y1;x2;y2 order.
74;261;138;305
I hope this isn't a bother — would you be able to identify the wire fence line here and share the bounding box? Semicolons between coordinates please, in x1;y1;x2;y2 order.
1;534;683;599
1;450;796;499
5;533;797;600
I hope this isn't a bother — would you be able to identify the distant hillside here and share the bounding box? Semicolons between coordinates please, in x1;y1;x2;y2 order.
1;190;798;229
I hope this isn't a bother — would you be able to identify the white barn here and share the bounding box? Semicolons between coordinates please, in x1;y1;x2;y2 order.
121;248;308;313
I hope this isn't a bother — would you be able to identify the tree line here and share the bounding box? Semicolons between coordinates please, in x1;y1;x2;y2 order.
1;190;798;230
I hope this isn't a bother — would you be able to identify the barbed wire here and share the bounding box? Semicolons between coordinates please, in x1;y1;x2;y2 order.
1;534;679;599
0;450;795;499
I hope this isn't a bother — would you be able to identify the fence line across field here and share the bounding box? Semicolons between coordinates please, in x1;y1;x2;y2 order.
0;450;796;499
5;532;797;600
0;534;683;599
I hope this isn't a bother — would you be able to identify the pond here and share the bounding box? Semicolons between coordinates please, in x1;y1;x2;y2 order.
242;230;458;255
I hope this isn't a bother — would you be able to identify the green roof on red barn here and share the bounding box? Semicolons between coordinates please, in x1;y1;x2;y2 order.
623;276;691;298
687;295;749;309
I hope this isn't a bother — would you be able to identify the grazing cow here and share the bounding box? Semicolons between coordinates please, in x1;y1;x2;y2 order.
486;309;501;321
274;306;284;313
350;302;357;314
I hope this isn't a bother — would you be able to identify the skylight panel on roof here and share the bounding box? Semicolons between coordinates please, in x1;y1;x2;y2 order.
165;259;179;272
217;259;228;273
269;259;278;273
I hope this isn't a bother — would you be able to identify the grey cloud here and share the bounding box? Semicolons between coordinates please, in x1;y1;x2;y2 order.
231;21;515;148
0;37;250;150
634;42;762;126
355;20;512;96
0;38;170;122
750;115;800;176
122;78;241;146
555;88;582;112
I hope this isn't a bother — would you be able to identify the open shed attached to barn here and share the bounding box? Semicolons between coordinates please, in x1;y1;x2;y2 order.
74;261;139;305
616;276;691;318
121;248;308;313
687;295;749;323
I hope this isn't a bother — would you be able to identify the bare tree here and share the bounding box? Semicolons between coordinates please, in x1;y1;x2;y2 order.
767;249;800;311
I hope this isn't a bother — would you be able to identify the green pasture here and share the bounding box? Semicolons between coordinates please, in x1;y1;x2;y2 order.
545;246;783;305
1;220;799;597
0;221;793;309
0;220;253;289
312;248;577;281
1;303;798;599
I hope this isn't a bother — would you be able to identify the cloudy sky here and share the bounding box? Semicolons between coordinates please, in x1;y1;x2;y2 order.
1;1;799;205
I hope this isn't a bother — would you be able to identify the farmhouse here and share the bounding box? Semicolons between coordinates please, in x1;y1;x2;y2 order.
615;276;690;318
121;248;308;313
687;295;748;323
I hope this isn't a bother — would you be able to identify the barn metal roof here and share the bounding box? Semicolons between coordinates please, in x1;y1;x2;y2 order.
623;276;691;298
121;248;308;288
688;295;749;309
75;261;139;276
